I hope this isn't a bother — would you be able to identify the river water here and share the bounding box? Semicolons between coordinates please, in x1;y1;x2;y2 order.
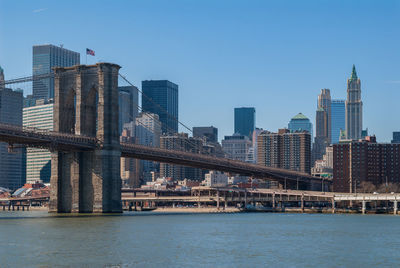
1;211;400;267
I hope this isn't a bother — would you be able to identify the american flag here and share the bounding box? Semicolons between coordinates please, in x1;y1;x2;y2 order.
86;48;95;56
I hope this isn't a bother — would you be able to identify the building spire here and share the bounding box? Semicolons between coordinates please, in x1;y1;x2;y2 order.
350;64;357;80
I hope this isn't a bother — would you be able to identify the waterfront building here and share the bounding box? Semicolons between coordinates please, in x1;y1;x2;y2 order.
142;80;178;134
32;44;80;100
392;132;400;144
160;133;203;180
331;99;345;144
288;113;313;138
203;171;228;187
118;86;138;135
135;112;162;183
257;129;311;174
333;136;400;193
234;107;255;138
0;87;24;190
345;65;363;140
193;126;218;143
23;101;53;184
221;134;252;162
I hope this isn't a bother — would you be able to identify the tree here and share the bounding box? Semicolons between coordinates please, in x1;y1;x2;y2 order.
358;181;376;193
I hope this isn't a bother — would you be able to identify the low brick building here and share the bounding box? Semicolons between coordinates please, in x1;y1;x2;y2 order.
333;136;400;192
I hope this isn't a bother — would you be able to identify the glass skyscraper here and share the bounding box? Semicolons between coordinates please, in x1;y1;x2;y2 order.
142;80;178;134
234;107;255;138
331;99;345;144
288;113;313;138
118;86;138;135
0;88;24;190
33;45;80;100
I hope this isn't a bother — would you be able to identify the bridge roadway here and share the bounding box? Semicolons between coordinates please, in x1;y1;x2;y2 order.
0;123;327;187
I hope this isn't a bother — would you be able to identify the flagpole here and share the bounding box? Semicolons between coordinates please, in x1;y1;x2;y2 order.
85;49;87;65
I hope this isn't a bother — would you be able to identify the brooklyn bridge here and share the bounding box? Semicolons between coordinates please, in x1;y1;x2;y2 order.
0;63;329;213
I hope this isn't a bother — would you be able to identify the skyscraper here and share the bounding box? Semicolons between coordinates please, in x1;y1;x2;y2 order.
288;113;313;138
142;80;178;134
331;99;345;144
118;86;138;135
193;126;218;143
32;44;80;100
0;66;4;89
234;107;255;138
392;132;400;144
160;133;203;180
313;89;331;162
23;101;54;184
0;87;24;190
345;65;363;140
317;89;331;143
221;134;252;162
135;112;162;183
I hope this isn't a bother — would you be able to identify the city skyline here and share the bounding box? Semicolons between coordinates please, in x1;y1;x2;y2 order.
0;1;399;142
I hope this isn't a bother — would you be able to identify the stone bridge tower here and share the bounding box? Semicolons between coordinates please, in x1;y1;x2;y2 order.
49;63;122;213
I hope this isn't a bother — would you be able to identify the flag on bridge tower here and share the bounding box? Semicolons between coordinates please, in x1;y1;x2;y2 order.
86;48;95;56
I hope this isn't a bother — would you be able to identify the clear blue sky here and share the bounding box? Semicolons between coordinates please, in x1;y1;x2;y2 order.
0;0;399;142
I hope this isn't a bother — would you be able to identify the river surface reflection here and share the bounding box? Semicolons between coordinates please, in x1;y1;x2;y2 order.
1;211;400;267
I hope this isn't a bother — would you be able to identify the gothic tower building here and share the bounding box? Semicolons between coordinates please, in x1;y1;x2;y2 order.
345;65;363;140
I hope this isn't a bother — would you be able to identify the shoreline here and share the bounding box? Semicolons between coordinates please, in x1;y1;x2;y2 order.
1;206;399;215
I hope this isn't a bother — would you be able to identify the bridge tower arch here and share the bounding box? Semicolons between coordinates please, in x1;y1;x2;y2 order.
49;63;122;213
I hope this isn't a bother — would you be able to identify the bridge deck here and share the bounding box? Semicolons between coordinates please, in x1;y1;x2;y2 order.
0;123;328;186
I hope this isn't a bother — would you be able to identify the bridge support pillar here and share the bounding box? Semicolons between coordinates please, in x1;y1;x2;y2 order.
331;198;335;214
394;201;398;215
272;194;276;209
362;201;366;214
49;63;122;213
224;191;227;210
301;194;304;213
217;190;220;210
244;191;247;209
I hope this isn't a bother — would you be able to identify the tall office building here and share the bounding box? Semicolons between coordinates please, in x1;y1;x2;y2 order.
345;65;363;140
317;89;331;143
313;89;331;162
135;112;162;183
221;134;252;162
331;99;345;144
288;113;313;138
23;101;54;184
118;86;139;135
249;128;264;164
392;132;400;144
160;133;203;180
0;66;4;89
257;129;311;174
120;126;140;188
234;107;255;138
0;87;25;190
193;126;218;143
142;80;178;134
33;44;80;100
